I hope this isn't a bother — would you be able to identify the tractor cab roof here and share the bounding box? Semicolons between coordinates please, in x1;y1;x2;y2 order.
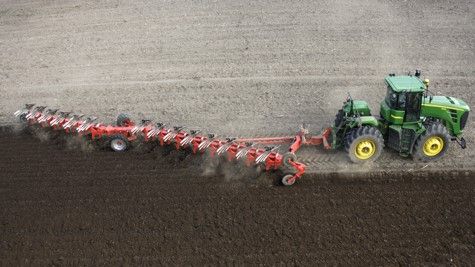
385;76;426;93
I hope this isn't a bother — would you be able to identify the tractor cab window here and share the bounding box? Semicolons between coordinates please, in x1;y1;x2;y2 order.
398;95;406;109
386;87;397;108
404;92;422;122
386;86;403;109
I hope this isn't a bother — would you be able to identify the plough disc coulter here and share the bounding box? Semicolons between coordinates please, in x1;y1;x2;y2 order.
15;104;334;186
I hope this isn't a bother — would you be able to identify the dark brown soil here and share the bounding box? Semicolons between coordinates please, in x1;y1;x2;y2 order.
0;129;474;265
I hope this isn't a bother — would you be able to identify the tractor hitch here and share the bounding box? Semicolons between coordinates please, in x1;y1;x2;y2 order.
454;137;467;149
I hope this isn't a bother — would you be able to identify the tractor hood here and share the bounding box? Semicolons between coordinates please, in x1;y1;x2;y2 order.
422;95;470;136
422;96;470;112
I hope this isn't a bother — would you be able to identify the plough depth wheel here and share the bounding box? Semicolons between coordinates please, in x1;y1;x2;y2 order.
110;135;129;152
281;174;296;186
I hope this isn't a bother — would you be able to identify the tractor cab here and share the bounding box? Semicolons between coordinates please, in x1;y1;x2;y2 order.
381;75;426;125
379;74;428;155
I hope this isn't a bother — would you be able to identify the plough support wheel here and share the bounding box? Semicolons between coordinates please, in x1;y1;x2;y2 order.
281;174;296;186
110;135;129;152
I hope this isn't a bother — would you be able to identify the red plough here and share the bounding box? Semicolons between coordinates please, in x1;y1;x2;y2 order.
15;104;334;186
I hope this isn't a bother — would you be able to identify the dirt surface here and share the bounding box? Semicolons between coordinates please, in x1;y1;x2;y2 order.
0;129;473;265
0;0;474;171
0;1;474;264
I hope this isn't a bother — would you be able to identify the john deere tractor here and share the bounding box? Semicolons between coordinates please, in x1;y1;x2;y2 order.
333;70;470;163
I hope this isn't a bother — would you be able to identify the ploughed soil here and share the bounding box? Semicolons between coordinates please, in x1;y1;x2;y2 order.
1;129;473;265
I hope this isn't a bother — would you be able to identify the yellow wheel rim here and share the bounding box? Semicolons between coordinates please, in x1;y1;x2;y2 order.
354;139;376;160
423;136;444;157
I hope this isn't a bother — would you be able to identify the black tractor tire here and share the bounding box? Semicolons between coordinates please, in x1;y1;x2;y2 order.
109;135;130;152
344;126;384;164
334;109;345;128
412;122;449;162
116;113;131;127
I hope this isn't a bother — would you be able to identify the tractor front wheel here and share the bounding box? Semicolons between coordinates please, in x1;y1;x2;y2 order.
345;126;384;164
413;122;449;162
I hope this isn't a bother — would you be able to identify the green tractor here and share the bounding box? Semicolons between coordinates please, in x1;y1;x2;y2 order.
333;70;470;163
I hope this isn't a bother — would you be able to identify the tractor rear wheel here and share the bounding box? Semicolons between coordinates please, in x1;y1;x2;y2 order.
345;126;384;164
413;122;449;162
110;135;129;152
116;113;131;127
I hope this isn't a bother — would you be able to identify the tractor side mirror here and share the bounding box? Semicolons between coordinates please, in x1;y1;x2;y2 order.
415;70;421;77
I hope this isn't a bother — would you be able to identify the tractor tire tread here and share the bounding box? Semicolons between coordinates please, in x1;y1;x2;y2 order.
413;122;450;162
345;126;384;164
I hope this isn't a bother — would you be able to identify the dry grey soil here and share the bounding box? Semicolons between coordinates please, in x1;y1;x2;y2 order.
0;0;474;171
0;129;474;265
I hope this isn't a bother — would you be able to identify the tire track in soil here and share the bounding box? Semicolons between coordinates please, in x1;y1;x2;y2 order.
0;129;474;265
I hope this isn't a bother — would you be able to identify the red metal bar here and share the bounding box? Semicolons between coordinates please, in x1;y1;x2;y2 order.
235;136;295;145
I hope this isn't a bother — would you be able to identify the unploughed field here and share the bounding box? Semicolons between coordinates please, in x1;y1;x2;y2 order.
0;0;474;172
